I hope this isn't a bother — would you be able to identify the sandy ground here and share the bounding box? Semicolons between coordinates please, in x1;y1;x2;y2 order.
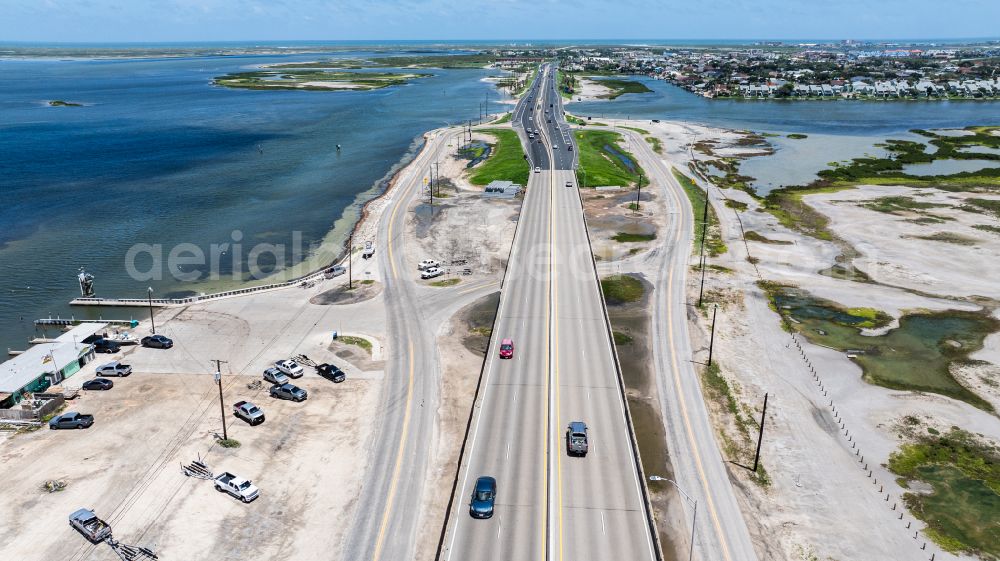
0;313;380;561
409;132;521;279
0;130;428;561
595;118;1000;561
567;77;613;102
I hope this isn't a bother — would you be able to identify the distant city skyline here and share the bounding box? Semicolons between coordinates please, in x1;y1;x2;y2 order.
1;0;999;43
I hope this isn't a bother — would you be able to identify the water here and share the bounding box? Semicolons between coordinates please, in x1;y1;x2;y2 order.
0;51;506;350
901;159;1000;176
570;75;1000;193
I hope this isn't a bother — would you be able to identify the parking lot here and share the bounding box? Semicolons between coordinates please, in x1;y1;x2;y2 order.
0;283;385;561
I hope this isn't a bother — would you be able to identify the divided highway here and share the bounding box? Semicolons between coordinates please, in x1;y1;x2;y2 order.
440;65;658;561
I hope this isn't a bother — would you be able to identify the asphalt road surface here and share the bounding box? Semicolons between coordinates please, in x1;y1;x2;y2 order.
620;128;760;561
441;65;657;561
340;127;460;561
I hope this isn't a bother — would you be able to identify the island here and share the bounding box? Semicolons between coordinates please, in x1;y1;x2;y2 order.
212;69;429;91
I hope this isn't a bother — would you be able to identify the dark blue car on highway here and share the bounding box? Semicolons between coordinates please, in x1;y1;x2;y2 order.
469;476;497;519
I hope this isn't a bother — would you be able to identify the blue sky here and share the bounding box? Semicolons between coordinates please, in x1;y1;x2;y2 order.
1;0;998;43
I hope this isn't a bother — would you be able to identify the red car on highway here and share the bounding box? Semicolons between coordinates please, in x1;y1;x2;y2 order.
499;338;514;359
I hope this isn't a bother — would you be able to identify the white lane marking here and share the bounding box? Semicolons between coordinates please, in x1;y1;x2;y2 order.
497;515;503;541
506;442;510;460
601;511;606;535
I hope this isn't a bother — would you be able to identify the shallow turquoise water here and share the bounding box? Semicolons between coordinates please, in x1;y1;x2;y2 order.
0;51;507;349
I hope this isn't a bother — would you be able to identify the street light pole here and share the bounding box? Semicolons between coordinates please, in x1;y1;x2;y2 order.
147;287;155;334
650;476;697;561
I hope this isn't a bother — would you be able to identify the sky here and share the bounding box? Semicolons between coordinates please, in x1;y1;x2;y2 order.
1;0;998;43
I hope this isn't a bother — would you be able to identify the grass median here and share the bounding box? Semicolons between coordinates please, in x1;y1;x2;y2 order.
672;168;728;257
468;129;530;186
575;129;645;188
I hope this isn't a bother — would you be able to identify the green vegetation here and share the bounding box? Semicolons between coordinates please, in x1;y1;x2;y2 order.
338;335;372;354
861;195;947;214
672;168;728;257
591;78;654;100
621;126;649;135
565;114;587;125
743;230;792;245
48;100;82;107
574;130;646;188
701;362;771;487
219;438;241;449
973;224;1000;234
600;274;645;305
430;278;461;287
725;199;749;211
490;112;512;125
612;232;656;243
786;133;808;139
762;184;851;241
556;69;577;100
914;232;979;245
760;284;998;410
612;331;634;345
888;428;1000;557
759;127;1000;243
213;69;426;91
468;129;530;186
966;197;1000;217
644;136;663;154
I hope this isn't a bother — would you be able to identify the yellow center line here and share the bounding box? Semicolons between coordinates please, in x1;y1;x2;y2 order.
371;341;416;561
661;162;733;561
371;135;435;561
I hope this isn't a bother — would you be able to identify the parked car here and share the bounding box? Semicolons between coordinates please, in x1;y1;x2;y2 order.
275;359;304;378
49;412;95;430
566;421;589;456
270;383;307;402
262;367;290;386
469;476;497;519
417;259;440;271
565;181;573;188
317;363;346;383
534;167;541;173
499;338;514;359
141;335;173;349
68;508;112;543
92;339;121;354
95;361;131;377
82;378;114;391
214;472;259;503
325;265;346;278
233;401;265;426
421;267;444;280
362;240;375;259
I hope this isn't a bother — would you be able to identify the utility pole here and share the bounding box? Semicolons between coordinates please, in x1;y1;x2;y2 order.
698;185;710;306
213;359;229;441
634;173;643;214
432;161;440;198
707;304;718;367
348;232;353;290
752;393;769;473
147;287;155;334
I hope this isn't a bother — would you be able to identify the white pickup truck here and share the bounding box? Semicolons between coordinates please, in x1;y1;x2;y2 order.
214;472;259;503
